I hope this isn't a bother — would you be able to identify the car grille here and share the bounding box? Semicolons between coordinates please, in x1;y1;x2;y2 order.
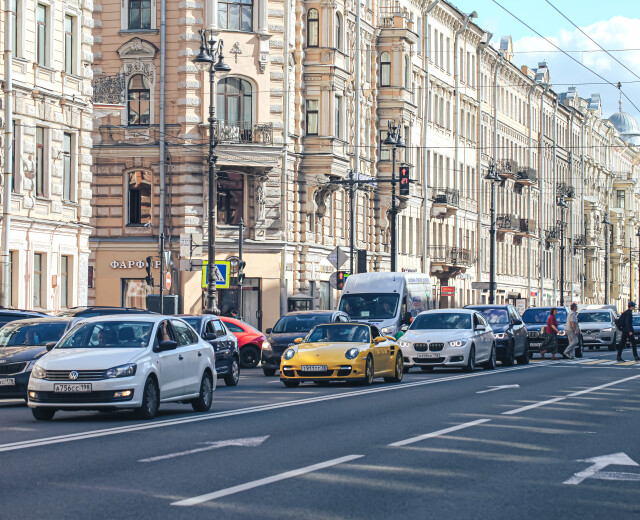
413;357;445;364
29;391;134;403
42;370;106;381
0;362;27;375
296;370;334;377
429;343;445;352
528;331;540;339
414;343;428;352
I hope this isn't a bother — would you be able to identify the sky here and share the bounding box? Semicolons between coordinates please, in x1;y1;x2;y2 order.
450;0;640;122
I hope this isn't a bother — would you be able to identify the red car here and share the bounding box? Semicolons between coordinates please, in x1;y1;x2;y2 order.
220;317;267;368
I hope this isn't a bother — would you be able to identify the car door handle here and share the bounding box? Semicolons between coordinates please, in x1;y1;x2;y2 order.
179;355;184;361
198;351;202;357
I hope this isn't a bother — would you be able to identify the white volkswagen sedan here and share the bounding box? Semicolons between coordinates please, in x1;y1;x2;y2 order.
398;309;496;372
27;316;216;421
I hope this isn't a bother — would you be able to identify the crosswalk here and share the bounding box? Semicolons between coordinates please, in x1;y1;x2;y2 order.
530;357;640;368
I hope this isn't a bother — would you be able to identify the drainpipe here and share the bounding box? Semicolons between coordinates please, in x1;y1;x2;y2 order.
539;84;548;305
492;53;503;299
581;117;587;302
421;0;440;275
552;97;558;304
527;83;538;307
280;0;291;316
1;1;14;307
353;0;361;273
158;0;166;295
476;32;490;291
569;111;574;303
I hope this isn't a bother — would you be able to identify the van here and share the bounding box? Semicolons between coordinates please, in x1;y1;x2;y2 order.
337;272;432;337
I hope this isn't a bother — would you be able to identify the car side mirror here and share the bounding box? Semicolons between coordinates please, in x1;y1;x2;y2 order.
159;340;178;352
514;319;522;325
266;328;272;335
402;312;412;325
294;337;303;344
401;325;409;333
475;324;486;332
202;332;216;341
45;341;56;352
373;336;386;344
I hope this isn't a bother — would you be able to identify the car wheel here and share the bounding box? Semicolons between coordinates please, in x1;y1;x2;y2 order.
463;345;476;372
282;380;300;388
31;407;56;421
240;345;260;368
134;377;159;420
402;366;411;374
384;354;404;383
224;358;240;387
482;344;497;370
503;340;515;366
516;341;530;365
192;371;214;412
263;367;277;377
362;355;374;385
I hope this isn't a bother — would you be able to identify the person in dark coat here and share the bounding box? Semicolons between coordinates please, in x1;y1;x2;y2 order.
618;301;640;362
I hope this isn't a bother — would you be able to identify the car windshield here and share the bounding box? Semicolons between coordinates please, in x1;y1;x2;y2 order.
272;315;332;333
307;324;371;343
578;311;611;323
0;322;68;347
479;309;509;325
182;318;202;331
410;313;472;330
57;321;154;349
633;315;640;325
522;308;567;323
338;294;400;320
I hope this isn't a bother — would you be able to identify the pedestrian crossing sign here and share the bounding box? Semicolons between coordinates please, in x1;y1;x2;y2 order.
201;260;231;289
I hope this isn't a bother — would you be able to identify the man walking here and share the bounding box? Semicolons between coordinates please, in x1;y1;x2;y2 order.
617;301;640;362
564;303;579;359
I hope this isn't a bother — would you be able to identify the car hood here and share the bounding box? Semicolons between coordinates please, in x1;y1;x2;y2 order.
488;324;508;334
268;332;309;347
401;329;476;342
578;322;613;330
37;348;144;370
0;346;48;363
524;322;565;331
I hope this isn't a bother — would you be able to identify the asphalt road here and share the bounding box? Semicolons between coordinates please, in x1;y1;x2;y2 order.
1;350;640;519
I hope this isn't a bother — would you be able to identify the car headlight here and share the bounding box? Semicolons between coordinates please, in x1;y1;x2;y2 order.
381;327;394;335
449;340;465;347
494;333;507;339
31;364;45;379
283;348;297;360
398;340;411;348
262;340;272;350
105;363;137;379
602;327;613;332
25;359;39;371
558;331;566;336
345;347;359;360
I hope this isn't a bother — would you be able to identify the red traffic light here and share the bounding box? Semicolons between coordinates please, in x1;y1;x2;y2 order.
337;271;347;290
399;166;410;195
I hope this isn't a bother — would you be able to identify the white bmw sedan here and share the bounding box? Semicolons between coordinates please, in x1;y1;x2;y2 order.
27;316;216;421
398;309;496;372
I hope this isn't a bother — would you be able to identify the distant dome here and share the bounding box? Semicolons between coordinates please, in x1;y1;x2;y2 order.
608;101;640;146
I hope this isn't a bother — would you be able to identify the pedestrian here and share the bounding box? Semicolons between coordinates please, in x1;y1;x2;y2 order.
617;301;640;362
540;308;559;360
563;303;579;359
225;309;238;319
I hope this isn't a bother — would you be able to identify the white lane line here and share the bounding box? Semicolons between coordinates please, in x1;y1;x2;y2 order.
502;372;640;415
171;454;364;507
389;419;491;447
138;435;269;463
0;362;544;453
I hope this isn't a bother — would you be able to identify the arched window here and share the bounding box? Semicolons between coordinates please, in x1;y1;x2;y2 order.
127;170;151;225
335;13;342;50
219;0;253;32
128;0;151;30
404;54;410;89
380;51;391;87
307;9;319;47
216;77;253;130
127;75;150;126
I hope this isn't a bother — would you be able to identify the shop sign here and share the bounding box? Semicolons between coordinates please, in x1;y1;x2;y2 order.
110;259;161;269
441;286;455;296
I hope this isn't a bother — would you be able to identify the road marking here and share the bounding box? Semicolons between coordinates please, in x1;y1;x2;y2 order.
0;362;546;453
617;361;639;366
171;454;364;506
138;435;269;463
503;372;640;415
590;471;640;481
476;384;520;394
0;427;36;432
564;452;639;485
389;419;491;447
583;360;609;364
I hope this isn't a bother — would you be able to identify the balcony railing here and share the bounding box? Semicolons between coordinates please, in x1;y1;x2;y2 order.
213;121;274;145
433;188;460;207
574;234;586;249
518;218;536;236
546;226;560;242
516;167;537;185
92;73;126;105
497;214;518;232
428;246;475;267
496;159;518;178
556;182;575;200
378;5;410;29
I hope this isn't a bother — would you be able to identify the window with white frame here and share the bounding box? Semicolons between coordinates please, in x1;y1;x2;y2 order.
380;51;391;86
35;126;46;197
64;14;75;75
36;3;48;66
33;253;43;308
127;75;150;126
60;255;70;308
128;0;151;30
335;12;342;50
307;9;319;47
63;132;73;201
10;0;21;58
334;94;342;139
127;170;152;225
219;0;253;32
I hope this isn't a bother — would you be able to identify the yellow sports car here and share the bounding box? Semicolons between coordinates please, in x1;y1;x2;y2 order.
279;323;404;387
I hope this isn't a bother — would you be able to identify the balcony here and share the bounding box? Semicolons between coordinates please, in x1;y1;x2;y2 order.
378;6;412;30
515;167;537;186
213;121;273;145
496;159;519;180
556;182;575;201
516;218;537;237
431;188;459;218
92;73;126;106
574;234;586;250
496;214;519;233
546;226;560;243
428;246;475;277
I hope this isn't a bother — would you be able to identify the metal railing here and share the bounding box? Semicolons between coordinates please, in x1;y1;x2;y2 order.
213;121;274;145
433;188;460;206
92;73;126;105
545;226;560;241
573;234;586;247
496;159;518;176
516;167;537;183
556;182;575;199
519;218;536;234
428;246;475;267
497;214;518;231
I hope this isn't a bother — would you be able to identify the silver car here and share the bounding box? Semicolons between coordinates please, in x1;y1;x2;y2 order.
577;309;619;351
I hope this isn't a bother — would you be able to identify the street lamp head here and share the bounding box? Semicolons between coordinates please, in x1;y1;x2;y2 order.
214;54;231;72
468;10;478;19
636;227;640;238
602;213;610;226
557;196;568;208
484;166;500;183
395;132;406;148
383;132;397;146
193;44;214;72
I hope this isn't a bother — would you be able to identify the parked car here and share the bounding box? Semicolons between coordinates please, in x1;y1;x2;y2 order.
27;316;216;421
465;305;529;365
398;309;496;372
262;311;350;376
279;323;403;387
521;307;583;358
219;317;267;370
0;309;48;329
57;306;155;318
578;308;619;351
0;318;77;400
179;315;239;386
632;313;640;336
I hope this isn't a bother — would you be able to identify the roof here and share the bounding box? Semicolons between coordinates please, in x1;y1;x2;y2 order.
281;310;341;317
418;308;476;315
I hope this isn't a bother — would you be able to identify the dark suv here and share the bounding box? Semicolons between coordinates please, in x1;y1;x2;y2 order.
0;309;47;329
521;306;582;358
465;305;529;365
262;310;350;376
57;306;154;318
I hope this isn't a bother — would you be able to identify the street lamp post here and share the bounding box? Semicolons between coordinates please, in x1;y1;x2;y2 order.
193;29;231;314
383;121;405;272
558;195;568;306
602;213;610;304
485;163;501;304
635;227;640;302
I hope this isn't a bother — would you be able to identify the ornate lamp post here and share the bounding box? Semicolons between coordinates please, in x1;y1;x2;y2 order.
193;30;231;314
602;213;610;304
383;121;405;272
557;195;569;306
485;163;501;304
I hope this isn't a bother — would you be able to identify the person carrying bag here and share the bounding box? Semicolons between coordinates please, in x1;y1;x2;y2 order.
540;308;559;360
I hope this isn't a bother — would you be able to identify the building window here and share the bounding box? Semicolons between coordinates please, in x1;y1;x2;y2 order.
35;126;45;197
307;9;319;47
128;170;152;225
33;253;42;308
216;77;252;127
36;4;47;66
306;99;319;135
616;190;625;209
60;255;70;308
8;251;15;307
334;95;342;139
380;52;391;87
63;133;72;201
217;172;244;225
127;75;150;126
380;130;390;161
404;54;410;89
219;0;253;32
64;15;74;75
10;0;20;58
365;43;371;82
128;0;151;30
335;12;342;50
11;120;17;193
122;279;147;307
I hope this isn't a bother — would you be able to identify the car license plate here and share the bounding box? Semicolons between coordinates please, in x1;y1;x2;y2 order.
0;378;15;386
53;383;92;393
301;365;327;372
584;335;594;341
417;353;439;358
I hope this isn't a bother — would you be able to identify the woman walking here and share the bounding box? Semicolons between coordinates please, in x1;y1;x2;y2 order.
540;308;559;360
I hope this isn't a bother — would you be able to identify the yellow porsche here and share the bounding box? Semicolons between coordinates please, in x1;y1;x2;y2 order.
279;323;404;387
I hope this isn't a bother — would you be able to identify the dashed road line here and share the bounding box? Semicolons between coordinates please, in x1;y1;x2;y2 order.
389;419;491;447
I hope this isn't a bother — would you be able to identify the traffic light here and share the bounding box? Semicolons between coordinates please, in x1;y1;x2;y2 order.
399;165;410;196
145;256;154;286
336;271;347;290
238;260;246;285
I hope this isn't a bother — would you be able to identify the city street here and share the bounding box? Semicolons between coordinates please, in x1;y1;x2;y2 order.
1;350;639;519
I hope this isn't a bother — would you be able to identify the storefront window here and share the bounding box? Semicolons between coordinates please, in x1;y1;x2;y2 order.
122;279;147;308
217;172;243;225
318;281;330;310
